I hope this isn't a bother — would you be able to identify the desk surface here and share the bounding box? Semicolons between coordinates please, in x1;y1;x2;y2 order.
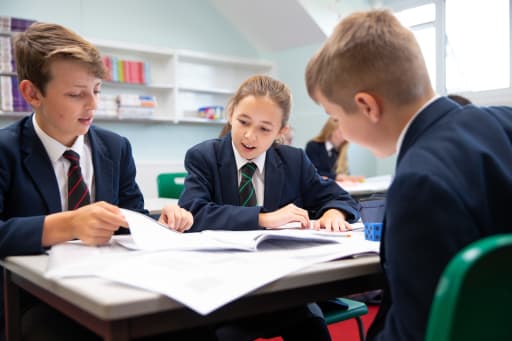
339;175;392;197
2;253;381;320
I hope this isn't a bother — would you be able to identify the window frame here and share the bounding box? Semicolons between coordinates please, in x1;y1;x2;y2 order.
386;0;512;106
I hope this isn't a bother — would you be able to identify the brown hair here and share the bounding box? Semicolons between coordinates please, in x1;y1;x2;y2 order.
14;22;106;96
306;9;431;112
226;75;292;128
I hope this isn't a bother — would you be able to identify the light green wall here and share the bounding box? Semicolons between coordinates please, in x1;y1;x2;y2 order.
262;43;377;177
1;0;394;176
261;0;394;178
0;0;259;164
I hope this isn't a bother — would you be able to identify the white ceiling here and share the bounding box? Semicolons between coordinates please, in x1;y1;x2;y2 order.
210;0;328;52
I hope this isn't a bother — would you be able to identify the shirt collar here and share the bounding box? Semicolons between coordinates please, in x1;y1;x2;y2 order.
325;141;335;152
396;95;440;155
231;141;266;174
32;114;85;162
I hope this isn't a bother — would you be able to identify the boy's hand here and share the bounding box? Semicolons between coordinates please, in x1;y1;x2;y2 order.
313;208;350;232
259;203;310;229
70;201;128;245
158;204;193;232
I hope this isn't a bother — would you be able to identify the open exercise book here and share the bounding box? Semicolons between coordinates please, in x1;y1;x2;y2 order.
117;208;362;252
46;209;379;315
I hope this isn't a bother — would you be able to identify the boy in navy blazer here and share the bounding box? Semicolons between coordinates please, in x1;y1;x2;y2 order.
306;10;512;341
0;22;194;340
179;75;360;341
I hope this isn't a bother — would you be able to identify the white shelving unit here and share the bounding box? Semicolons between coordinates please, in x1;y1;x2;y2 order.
90;38;274;125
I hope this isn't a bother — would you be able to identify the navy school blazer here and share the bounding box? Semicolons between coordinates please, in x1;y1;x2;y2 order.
0;115;147;337
367;97;512;341
179;133;360;232
305;140;337;179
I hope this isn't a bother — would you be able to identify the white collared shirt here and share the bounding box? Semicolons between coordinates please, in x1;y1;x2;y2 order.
396;95;440;158
232;142;265;206
325;141;335;157
32;114;95;210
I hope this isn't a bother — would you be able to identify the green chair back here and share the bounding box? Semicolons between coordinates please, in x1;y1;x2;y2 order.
157;172;187;199
322;298;368;341
426;233;512;341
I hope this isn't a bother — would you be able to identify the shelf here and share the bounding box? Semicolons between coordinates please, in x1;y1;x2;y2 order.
103;81;174;90
89;38;174;57
178;117;227;125
178;85;235;95
0;72;16;77
0;111;31;118
177;50;273;69
0;39;274;127
0;112;227;126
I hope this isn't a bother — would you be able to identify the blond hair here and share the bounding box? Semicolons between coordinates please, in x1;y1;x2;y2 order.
313;118;350;175
14;22;106;95
226;75;292;129
306;9;431;112
312;118;338;143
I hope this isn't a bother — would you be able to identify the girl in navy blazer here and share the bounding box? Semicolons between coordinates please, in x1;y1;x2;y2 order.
179;75;360;341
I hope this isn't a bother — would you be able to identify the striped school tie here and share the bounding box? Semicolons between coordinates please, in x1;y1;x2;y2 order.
63;150;91;210
239;162;257;206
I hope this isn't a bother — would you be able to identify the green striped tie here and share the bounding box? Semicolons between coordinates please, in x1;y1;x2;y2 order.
239;162;257;206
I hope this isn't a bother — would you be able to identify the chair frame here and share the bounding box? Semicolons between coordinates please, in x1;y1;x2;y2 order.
426;233;512;341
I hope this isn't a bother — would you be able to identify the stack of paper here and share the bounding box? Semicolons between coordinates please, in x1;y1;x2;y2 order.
46;209;379;315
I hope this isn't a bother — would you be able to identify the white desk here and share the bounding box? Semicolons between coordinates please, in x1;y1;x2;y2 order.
2;254;382;341
339;175;392;198
144;197;178;215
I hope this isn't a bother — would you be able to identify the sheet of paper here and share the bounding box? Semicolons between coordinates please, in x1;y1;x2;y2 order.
119;208;229;251
46;239;134;278
97;242;371;315
46;231;379;314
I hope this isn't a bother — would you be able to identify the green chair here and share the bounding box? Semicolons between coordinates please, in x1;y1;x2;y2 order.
321;297;368;341
157;172;187;199
425;233;512;341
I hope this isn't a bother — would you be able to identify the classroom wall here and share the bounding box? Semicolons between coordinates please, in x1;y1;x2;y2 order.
0;0;263;197
262;0;389;178
1;0;390;196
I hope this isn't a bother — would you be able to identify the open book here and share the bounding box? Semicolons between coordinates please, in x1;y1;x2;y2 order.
118;209;360;252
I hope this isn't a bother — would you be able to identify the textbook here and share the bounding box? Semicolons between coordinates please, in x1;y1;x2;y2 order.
118;208;359;252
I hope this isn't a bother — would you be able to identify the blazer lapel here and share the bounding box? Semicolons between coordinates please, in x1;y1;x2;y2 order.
88;127;114;202
263;148;284;210
21;116;62;212
217;134;239;205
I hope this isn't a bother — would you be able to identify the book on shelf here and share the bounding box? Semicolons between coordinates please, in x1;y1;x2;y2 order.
0;75;30;113
101;55;149;85
0;16;36;33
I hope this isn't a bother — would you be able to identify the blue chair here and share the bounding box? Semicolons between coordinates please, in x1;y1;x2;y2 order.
425;233;512;341
157;172;186;199
321;298;368;341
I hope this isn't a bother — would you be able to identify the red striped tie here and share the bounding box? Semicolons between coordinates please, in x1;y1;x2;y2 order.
63;150;91;210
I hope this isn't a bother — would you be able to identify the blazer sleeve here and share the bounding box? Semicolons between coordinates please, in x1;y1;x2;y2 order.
299;150;359;223
373;172;478;341
0;149;46;258
116;136;146;215
179;146;261;232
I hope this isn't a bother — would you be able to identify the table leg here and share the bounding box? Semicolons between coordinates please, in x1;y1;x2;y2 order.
4;269;22;341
